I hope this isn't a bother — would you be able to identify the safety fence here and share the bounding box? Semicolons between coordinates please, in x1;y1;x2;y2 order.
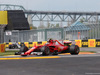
0;43;5;53
4;28;64;43
65;23;100;40
5;39;100;48
4;23;100;43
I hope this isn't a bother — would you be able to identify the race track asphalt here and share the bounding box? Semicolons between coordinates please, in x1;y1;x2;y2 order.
0;54;100;75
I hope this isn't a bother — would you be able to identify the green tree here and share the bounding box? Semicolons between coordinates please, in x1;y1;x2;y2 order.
38;24;46;29
80;18;85;23
55;23;60;28
47;23;51;28
51;24;55;28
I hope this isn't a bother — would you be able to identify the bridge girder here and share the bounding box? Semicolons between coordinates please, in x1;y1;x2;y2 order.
0;4;26;11
25;11;100;24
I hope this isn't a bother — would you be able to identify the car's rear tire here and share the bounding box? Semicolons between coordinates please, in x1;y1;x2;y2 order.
52;50;58;55
40;46;50;55
70;45;80;55
21;55;27;57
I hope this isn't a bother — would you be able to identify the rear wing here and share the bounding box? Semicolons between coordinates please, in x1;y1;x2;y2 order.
64;40;76;45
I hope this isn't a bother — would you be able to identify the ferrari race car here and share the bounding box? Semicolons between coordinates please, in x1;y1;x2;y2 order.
15;40;80;56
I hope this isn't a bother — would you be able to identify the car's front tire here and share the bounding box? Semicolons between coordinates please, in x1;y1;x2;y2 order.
15;44;28;55
20;44;29;52
9;45;12;49
15;52;21;55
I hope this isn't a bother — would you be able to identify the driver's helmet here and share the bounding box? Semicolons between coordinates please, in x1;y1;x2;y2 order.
49;39;53;43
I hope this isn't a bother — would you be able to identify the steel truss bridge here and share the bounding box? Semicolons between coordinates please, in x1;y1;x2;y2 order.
0;4;26;11
25;11;100;23
0;4;100;25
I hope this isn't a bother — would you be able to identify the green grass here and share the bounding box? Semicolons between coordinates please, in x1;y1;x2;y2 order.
0;50;96;56
80;51;96;53
0;50;19;56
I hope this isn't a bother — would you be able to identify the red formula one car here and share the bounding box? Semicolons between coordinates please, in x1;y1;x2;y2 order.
15;39;80;56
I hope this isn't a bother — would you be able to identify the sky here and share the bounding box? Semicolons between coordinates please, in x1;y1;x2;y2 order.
0;0;100;27
0;0;100;12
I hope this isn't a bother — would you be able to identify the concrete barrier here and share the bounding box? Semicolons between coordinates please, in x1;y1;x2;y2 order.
5;39;100;48
75;39;100;47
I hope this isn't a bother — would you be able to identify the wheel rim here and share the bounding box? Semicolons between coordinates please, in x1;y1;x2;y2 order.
45;47;50;55
75;46;79;53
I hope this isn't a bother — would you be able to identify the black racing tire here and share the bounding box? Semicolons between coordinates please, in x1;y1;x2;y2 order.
52;50;58;55
70;45;80;55
21;55;27;57
40;46;50;55
12;46;15;49
9;45;12;49
15;45;18;49
20;44;29;52
15;44;28;55
15;52;21;55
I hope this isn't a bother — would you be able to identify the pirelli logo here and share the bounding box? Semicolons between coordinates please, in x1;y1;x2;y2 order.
0;44;5;53
96;39;100;47
82;40;88;47
82;42;88;45
88;39;96;47
96;42;100;46
75;40;82;47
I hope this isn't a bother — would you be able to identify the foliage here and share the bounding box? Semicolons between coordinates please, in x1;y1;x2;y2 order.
46;23;60;28
0;50;19;56
30;24;37;29
80;51;96;53
80;18;85;23
38;24;46;29
47;23;51;28
56;23;60;27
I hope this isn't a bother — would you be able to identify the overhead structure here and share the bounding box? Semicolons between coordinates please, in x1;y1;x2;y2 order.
0;4;100;25
0;4;26;11
25;11;100;24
